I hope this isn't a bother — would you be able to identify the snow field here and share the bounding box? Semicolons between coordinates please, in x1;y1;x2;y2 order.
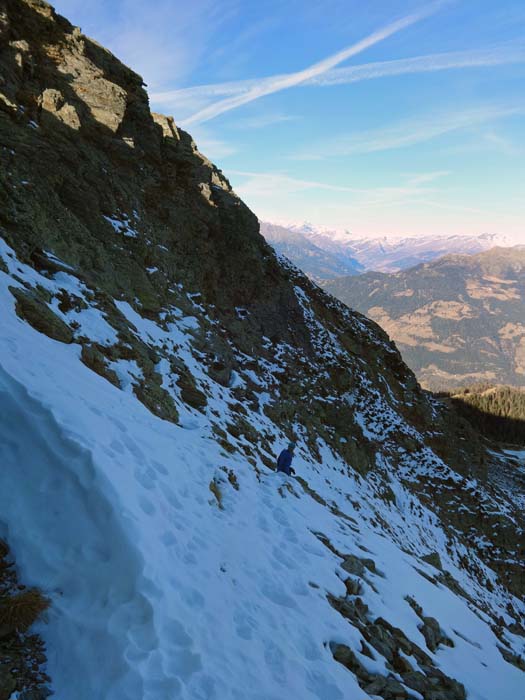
0;240;523;699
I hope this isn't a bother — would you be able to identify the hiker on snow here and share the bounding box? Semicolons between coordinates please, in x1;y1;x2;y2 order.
276;442;296;476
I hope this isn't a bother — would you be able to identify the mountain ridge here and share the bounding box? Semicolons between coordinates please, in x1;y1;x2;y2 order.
261;220;519;278
323;246;525;390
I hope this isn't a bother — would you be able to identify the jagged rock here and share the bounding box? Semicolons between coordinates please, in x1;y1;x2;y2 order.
374;674;408;699
19;690;53;700
341;555;365;576
391;653;413;674
56;289;88;314
152;112;179;140
383;678;408;699
425;691;453;700
329;595;465;699
80;344;120;387
363;675;387;695
497;645;525;671
330;643;371;681
0;8;9;39
374;618;413;656
419;616;454;652
328;594;369;625
365;623;397;662
0;665;16;700
207;359;233;387
344;577;362;596
10;287;74;343
401;671;428;694
422;552;443;571
177;373;207;410
40;88;81;129
133;379;179;424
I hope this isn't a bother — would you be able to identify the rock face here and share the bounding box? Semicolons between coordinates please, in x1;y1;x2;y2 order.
0;2;524;698
322;247;525;389
10;287;74;343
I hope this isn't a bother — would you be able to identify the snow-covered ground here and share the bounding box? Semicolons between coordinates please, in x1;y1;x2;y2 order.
0;239;524;699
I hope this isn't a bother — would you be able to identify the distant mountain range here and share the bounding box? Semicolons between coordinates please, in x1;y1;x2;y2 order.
322;246;525;390
260;220;517;279
259;222;364;279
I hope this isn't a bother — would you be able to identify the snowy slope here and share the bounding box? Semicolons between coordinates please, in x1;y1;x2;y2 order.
1;240;524;700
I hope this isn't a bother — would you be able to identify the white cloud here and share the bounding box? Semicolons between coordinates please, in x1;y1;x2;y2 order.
480;130;524;157
230;113;299;129
293;104;525;159
180;1;449;126
230;170;439;206
404;171;451;185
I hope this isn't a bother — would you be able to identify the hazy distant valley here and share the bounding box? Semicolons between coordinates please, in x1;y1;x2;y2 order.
260;220;513;279
261;222;525;391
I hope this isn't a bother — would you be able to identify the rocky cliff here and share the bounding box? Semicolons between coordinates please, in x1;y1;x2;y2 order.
0;2;524;699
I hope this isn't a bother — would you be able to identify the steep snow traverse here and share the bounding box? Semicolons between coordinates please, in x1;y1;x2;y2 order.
0;2;524;700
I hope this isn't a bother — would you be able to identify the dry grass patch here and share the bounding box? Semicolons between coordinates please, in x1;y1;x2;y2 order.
0;589;50;633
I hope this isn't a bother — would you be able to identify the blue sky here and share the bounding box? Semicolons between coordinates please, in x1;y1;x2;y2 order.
53;0;524;239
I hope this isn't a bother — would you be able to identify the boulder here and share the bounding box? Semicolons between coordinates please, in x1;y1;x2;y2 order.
0;665;16;700
10;287;74;343
341;554;365;577
422;552;443;571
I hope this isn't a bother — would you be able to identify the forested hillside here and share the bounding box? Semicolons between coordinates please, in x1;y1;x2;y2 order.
436;385;525;445
323;247;525;390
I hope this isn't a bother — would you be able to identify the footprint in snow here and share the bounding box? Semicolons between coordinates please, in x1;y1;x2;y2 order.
234;609;257;640
151;459;168;475
160;531;177;547
134;466;157;490
261;580;297;609
271;507;289;527
139;495;155;516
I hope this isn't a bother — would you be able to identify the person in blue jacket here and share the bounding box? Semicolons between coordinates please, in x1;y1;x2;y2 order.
276;442;296;476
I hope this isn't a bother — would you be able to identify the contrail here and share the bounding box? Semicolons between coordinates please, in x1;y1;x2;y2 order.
181;1;449;126
308;43;525;86
150;43;525;113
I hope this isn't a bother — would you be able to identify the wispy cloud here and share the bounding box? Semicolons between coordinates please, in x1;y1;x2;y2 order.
179;1;448;126
230;170;440;206
293;104;525;159
230;113;299;129
229;170;364;196
404;170;451;185
480;129;524;157
306;43;525;86
150;42;525;119
53;0;238;89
